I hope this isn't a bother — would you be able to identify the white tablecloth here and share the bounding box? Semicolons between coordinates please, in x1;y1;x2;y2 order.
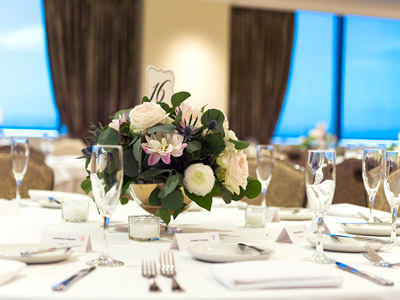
1;201;400;300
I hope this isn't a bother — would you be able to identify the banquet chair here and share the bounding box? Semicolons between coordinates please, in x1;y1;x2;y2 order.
0;152;54;199
374;185;390;212
333;158;367;207
0;145;45;163
245;156;307;207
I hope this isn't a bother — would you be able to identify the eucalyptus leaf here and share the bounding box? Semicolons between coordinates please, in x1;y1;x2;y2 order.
156;207;171;224
147;124;175;134
172;109;182;126
137;168;172;181
113;109;131;120
133;138;142;171
149;187;161;206
228;138;250;150
158;174;179;198
98;128;120;145
245;179;262;199
142;96;151;103
80;177;92;194
186;141;201;153
158;102;170;113
161;189;184;210
204;134;225;156
201;109;225;127
171;91;191;107
123;150;139;177
120;197;129;205
173;204;186;220
184;189;213;211
216;181;232;204
231;187;246;200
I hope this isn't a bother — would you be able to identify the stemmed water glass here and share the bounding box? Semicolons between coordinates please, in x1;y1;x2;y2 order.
87;145;124;267
383;151;400;245
256;145;274;207
304;150;336;264
362;148;383;223
10;138;30;201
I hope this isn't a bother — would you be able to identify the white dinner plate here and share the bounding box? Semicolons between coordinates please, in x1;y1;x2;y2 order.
29;190;90;209
278;208;313;221
187;243;274;263
341;223;400;236
38;199;62;209
0;244;73;264
307;235;384;253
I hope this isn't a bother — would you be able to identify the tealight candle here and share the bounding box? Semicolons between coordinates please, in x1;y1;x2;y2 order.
245;205;267;228
62;200;89;222
128;215;160;241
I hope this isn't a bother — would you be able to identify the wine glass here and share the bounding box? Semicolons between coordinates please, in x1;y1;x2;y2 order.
255;145;274;207
362;148;383;223
87;145;124;267
10;138;30;201
383;151;400;245
304;150;336;264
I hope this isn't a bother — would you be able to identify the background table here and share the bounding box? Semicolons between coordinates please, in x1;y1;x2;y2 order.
1;200;400;300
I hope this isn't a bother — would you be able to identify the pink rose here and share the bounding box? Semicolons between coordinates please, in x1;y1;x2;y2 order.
129;102;170;133
217;151;248;195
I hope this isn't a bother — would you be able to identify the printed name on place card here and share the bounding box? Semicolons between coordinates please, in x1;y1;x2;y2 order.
40;231;92;253
170;232;221;251
275;225;308;244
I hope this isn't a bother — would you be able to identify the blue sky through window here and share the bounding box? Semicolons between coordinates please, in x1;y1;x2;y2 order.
0;0;59;130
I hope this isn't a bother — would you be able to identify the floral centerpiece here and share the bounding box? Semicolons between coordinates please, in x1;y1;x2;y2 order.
300;123;337;150
81;92;261;224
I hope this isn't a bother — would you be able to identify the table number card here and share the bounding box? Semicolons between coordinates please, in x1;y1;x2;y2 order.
146;65;175;105
275;225;308;244
40;231;92;253
170;232;221;251
266;207;280;223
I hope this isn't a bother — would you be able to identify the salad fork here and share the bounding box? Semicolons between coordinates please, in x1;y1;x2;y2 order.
159;252;185;292
141;260;161;292
363;245;400;267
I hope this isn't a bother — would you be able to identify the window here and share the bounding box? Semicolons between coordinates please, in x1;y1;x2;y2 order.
275;11;400;141
0;0;60;132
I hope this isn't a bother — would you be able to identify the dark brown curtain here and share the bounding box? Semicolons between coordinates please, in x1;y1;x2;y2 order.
229;8;294;143
44;0;142;139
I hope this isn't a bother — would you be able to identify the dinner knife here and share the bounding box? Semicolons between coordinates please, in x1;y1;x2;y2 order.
335;262;394;286
52;266;96;291
237;243;270;255
20;245;80;256
326;233;392;244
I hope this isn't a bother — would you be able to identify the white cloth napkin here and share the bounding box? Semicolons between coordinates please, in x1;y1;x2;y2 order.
211;260;342;290
327;203;390;219
0;259;26;285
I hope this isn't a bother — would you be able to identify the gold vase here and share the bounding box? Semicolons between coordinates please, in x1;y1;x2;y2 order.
129;183;192;215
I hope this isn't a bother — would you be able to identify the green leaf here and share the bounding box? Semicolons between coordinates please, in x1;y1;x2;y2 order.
98;127;120;145
113;109;131;120
149;187;161;206
186;141;201;153
171;91;191;107
231;187;246;200
121;176;134;195
123;150;139;177
201;109;225;127
172;109;182;126
84;157;91;174
147;123;175;134
204;134;225;156
158;102;170;113
184;189;213;211
158;174;179;198
156;207;171;224
173;204;186;220
142;96;151;103
137;168;172;181
228;139;250;150
216;181;232;204
119;122;131;136
245;179;262;199
132;138;142;171
120;197;129;205
80;177;92;194
161;189;184;210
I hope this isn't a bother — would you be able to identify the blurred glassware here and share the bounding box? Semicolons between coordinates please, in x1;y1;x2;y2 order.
256;145;274;207
304;150;336;264
10;138;29;201
383;151;400;246
362;148;383;223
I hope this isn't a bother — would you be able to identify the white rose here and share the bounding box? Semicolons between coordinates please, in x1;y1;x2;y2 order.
183;163;215;196
217;151;248;195
129;102;170;133
224;129;238;152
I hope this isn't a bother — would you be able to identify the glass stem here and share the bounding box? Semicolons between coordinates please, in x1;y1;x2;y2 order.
101;216;110;258
315;214;325;258
261;186;267;207
15;179;21;201
368;194;375;223
390;206;398;243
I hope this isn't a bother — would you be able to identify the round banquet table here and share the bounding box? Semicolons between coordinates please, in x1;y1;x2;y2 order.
0;199;400;300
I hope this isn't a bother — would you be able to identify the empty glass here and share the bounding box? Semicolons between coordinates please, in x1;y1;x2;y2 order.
87;145;124;267
304;150;336;264
10;138;29;201
383;151;400;245
256;145;274;207
362;148;383;223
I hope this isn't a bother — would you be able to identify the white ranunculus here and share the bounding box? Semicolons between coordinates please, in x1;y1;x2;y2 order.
217;151;248;195
224;129;238;151
129;102;170;133
183;163;215;196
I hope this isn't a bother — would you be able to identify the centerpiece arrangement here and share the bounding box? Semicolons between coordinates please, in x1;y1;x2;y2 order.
81;91;261;224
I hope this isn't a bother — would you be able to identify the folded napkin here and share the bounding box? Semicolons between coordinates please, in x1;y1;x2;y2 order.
327;203;390;219
211;260;342;290
0;259;26;285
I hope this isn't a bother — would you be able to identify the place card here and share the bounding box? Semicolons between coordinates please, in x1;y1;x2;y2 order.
170;232;221;251
146;65;175;104
40;231;92;253
307;218;331;234
266;207;280;223
0;200;21;216
275;224;308;244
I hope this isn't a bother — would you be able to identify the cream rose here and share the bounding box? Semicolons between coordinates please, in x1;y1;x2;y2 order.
217;151;248;195
183;163;215;196
129;102;170;133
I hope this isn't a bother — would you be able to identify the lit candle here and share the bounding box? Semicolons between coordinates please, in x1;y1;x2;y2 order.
128;215;160;241
62;200;89;222
245;205;267;228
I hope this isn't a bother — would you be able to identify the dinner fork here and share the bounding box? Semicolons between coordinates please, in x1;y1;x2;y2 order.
363;245;400;267
159;252;185;292
141;260;161;292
